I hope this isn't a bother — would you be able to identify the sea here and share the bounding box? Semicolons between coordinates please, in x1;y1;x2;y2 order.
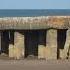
0;9;70;17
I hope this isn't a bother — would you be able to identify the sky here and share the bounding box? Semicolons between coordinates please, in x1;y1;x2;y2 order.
0;0;70;9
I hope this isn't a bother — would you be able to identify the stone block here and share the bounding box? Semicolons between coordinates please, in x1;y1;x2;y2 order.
45;47;57;60
38;45;45;59
9;44;14;58
14;31;25;59
46;29;57;60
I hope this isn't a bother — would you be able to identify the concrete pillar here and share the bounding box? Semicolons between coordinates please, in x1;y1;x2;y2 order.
14;31;25;59
38;31;46;59
46;29;57;60
60;29;70;59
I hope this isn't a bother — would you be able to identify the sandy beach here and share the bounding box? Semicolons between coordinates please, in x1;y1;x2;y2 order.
0;59;70;70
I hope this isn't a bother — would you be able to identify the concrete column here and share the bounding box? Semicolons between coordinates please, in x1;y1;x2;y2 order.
45;29;57;60
38;31;46;59
14;31;25;59
60;29;70;59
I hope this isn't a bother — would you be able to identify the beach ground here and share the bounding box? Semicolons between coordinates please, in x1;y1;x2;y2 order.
0;59;70;70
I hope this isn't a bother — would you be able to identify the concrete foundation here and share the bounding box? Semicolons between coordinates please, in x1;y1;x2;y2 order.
46;29;57;60
2;29;70;60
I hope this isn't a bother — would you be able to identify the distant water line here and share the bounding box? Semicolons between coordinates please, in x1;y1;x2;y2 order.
0;9;70;17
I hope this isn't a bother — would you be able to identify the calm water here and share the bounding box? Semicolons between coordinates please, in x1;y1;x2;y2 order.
0;9;70;17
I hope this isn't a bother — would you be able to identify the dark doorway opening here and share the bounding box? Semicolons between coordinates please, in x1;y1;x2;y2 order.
57;29;67;59
1;31;9;55
25;30;39;58
1;30;14;56
9;30;14;45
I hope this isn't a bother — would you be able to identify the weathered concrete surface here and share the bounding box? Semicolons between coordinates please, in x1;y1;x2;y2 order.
38;45;45;59
9;44;14;58
60;29;70;59
14;31;25;59
46;29;57;60
0;16;69;30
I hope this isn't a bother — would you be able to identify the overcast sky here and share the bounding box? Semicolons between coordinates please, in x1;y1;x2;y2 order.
0;0;69;9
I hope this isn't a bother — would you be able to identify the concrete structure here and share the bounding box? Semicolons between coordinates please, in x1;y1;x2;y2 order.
0;16;70;60
46;29;57;60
